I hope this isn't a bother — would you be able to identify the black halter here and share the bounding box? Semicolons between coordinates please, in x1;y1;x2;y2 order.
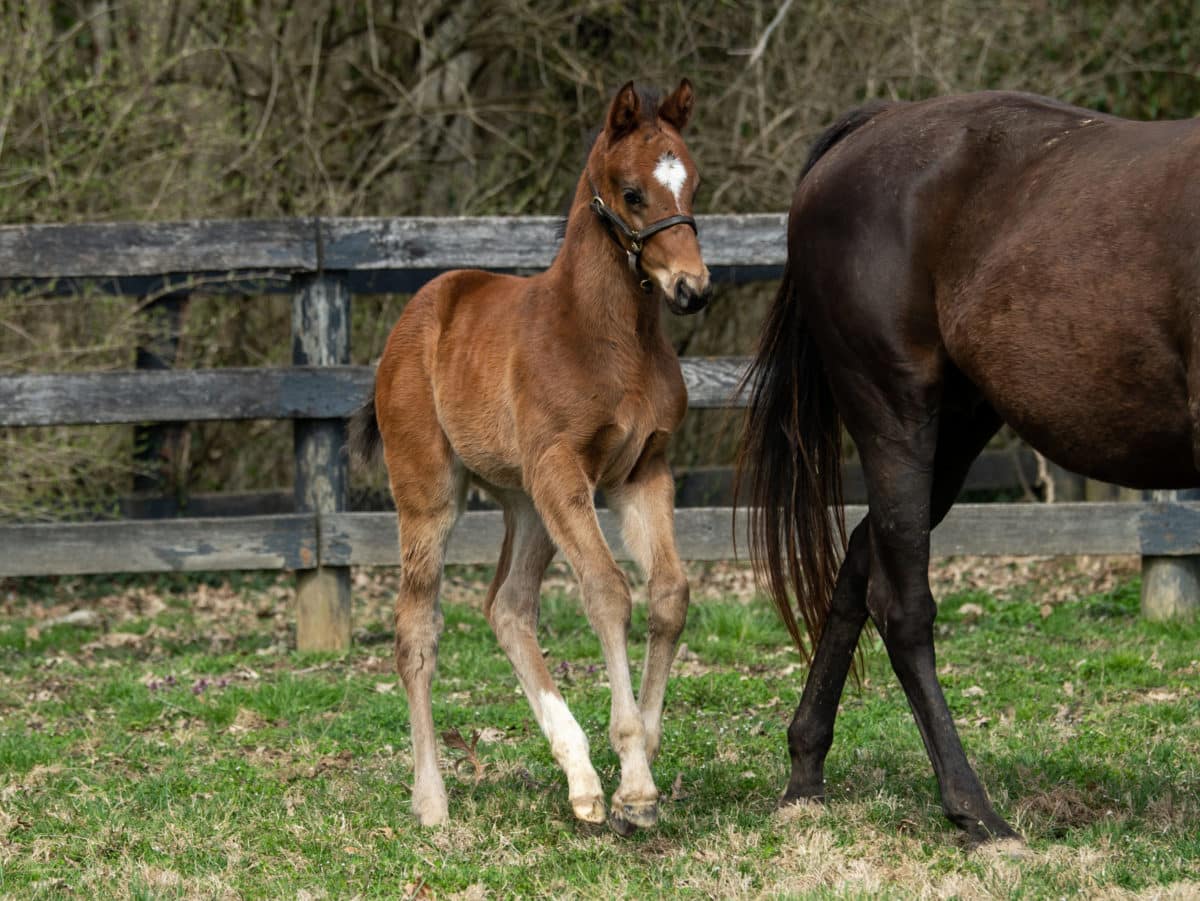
588;178;697;294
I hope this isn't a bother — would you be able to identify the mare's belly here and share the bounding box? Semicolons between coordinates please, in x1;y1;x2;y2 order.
945;311;1197;489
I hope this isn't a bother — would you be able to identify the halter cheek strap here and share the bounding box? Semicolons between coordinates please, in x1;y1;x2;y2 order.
588;178;698;294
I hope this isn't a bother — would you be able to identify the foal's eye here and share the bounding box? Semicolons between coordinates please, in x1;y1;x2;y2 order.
622;188;643;207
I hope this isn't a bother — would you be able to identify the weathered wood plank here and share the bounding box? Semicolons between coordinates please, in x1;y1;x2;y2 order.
0;515;317;576
693;214;788;268
683;357;747;408
1;502;1192;580
0;215;785;288
320;503;1197;567
928;503;1139;556
321;217;561;271
320;214;786;272
0;358;747;426
320;509;752;566
0;219;317;278
0;367;374;425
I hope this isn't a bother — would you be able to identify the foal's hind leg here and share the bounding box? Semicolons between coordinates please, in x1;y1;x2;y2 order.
484;492;606;824
388;441;465;827
608;453;689;765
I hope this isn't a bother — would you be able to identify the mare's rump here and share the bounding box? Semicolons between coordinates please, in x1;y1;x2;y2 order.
803;92;1200;489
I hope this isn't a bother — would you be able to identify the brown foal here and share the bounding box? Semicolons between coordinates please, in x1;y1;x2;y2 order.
350;79;711;832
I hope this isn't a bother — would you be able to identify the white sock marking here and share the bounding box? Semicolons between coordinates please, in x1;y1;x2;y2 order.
653;153;688;206
538;691;591;771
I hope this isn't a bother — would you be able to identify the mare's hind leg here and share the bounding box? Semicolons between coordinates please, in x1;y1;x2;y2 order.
484;492;606;825
784;394;1003;806
387;438;465;827
853;382;1016;844
608;452;689;765
782;520;871;802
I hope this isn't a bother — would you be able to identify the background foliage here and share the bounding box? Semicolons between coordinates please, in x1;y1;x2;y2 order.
2;0;1198;516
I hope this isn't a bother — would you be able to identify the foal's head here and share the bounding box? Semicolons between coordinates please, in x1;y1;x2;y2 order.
587;79;711;315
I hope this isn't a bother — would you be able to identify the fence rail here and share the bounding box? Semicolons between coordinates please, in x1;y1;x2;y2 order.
2;214;1193;649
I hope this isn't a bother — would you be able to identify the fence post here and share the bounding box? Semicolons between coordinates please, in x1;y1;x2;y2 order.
292;272;352;652
1141;488;1200;622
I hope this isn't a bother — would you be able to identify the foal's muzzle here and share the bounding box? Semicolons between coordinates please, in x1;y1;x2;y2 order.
667;277;712;316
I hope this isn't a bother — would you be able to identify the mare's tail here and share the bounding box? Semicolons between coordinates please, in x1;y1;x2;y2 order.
734;101;890;658
347;389;383;469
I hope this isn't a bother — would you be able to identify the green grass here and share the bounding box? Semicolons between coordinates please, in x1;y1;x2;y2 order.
1;563;1199;898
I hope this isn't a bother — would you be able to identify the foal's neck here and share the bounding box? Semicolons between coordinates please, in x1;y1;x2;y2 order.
548;179;667;355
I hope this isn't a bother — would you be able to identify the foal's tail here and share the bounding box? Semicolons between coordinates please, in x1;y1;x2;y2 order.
347;389;383;469
734;101;890;659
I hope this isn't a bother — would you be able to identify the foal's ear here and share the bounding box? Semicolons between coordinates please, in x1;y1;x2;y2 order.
658;78;695;132
607;81;641;140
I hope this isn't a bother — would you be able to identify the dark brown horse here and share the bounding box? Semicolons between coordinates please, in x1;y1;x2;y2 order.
738;91;1200;845
351;80;709;831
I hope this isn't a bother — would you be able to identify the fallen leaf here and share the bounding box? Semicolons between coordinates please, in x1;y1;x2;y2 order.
403;878;433;900
670;772;690;802
959;602;984;621
228;708;270;734
1146;689;1179;703
83;631;145;651
442;727;486;785
45;609;102;629
962;685;986;698
1039;604;1053;619
374;682;397;694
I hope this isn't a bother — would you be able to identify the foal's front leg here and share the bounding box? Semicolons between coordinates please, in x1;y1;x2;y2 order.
528;447;660;830
484;494;606;825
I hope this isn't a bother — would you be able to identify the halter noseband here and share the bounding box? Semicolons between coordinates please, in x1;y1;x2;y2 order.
588;178;697;294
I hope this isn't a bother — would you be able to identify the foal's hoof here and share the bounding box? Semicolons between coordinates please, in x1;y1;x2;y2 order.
412;797;449;828
571;795;607;825
614;800;659;830
607;811;639;837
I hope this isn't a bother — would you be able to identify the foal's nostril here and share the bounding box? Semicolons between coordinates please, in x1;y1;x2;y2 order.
675;280;696;310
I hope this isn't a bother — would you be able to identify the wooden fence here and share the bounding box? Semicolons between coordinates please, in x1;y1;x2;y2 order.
2;216;1197;651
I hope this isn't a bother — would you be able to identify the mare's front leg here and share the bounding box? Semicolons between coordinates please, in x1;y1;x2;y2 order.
483;493;606;825
527;446;659;831
608;453;689;765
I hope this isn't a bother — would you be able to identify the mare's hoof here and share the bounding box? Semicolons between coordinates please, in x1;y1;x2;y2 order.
967;835;1029;860
777;791;825;809
571;795;607;825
